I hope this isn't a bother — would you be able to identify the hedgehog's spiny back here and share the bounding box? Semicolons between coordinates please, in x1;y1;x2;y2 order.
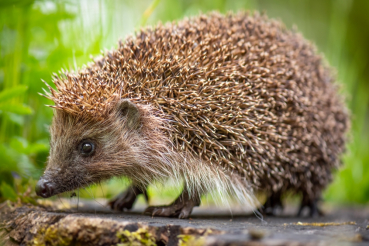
46;12;349;195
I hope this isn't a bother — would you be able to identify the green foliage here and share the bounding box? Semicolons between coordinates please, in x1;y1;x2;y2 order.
0;85;28;102
0;178;38;204
0;86;33;115
141;0;162;26
0;0;368;205
0;182;17;202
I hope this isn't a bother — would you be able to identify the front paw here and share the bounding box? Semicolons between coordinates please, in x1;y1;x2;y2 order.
109;194;135;211
144;192;199;219
144;204;194;219
108;186;146;211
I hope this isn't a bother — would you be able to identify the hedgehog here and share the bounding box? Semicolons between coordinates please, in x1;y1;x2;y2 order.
35;12;349;218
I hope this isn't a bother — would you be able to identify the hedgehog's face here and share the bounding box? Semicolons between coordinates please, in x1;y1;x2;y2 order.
35;99;142;198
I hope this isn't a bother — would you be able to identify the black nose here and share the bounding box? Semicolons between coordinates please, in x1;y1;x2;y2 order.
35;179;54;198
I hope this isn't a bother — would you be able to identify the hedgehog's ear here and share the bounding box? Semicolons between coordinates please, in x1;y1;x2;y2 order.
117;99;141;129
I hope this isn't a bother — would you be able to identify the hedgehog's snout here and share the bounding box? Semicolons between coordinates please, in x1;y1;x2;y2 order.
35;178;54;198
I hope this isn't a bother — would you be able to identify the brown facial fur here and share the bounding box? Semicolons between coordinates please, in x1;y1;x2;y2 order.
40;12;349;205
42;101;173;195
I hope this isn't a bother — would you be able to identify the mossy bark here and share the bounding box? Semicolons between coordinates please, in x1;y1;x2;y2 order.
1;201;369;246
0;202;217;246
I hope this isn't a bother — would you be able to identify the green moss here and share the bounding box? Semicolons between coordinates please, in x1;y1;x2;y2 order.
116;228;156;246
31;225;72;246
178;235;205;246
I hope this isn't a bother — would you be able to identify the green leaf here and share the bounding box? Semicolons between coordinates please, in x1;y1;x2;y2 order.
9;137;27;154
0;103;33;115
9;137;49;155
0;85;28;103
26;142;49;154
0;182;17;202
0;145;19;172
7;112;25;126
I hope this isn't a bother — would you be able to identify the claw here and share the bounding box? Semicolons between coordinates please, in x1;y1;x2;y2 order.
152;208;161;217
144;189;200;219
143;206;154;215
108;185;147;211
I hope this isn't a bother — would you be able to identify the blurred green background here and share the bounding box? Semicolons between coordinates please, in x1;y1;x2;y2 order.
0;0;368;205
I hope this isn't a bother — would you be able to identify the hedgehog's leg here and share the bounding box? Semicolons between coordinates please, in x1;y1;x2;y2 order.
144;187;200;219
297;194;323;217
109;184;148;211
261;191;284;216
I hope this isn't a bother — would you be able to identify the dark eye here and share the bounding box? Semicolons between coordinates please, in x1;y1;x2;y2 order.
80;141;95;156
